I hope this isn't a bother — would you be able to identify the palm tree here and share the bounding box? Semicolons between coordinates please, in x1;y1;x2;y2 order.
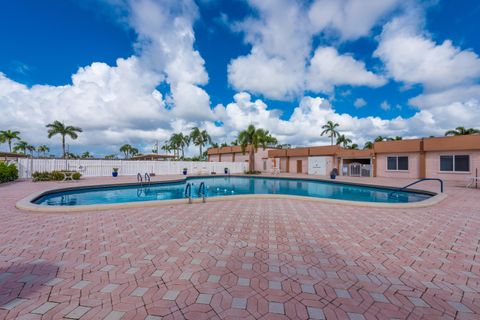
81;151;92;159
320;121;340;145
348;143;359;150
120;144;133;159
220;142;228;147
104;154;116;160
238;125;275;172
336;134;352;148
190;127;212;158
0;130;21;152
37;145;50;158
26;145;36;157
169;133;190;159
161;142;172;154
13;140;29;155
445;126;480;136
363;141;374;149
374;136;388;142
231;139;239;146
392;136;403;140
46;121;82;158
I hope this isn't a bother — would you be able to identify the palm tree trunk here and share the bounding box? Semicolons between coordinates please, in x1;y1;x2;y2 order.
249;148;254;172
62;135;66;158
330;135;333;146
199;145;203;158
8;141;12;152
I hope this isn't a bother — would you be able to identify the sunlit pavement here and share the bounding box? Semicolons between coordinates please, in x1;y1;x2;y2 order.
0;175;479;319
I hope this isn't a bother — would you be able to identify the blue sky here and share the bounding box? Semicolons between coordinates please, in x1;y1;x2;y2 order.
1;0;480;156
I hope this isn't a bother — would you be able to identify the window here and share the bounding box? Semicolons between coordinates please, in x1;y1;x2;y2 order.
440;155;470;172
387;156;409;171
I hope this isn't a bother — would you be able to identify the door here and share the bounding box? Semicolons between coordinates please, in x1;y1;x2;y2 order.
297;160;302;173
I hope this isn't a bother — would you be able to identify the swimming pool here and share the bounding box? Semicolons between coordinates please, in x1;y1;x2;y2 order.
32;176;432;206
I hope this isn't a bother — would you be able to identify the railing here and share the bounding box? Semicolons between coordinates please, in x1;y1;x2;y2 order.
198;182;206;203
390;178;444;196
137;172;143;185
184;183;192;204
144;173;151;186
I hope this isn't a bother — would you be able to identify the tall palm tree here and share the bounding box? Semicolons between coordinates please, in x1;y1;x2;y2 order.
120;144;133;159
13;140;30;155
237;125;274;172
445;126;480;136
46;121;82;158
0;130;21;152
37;145;50;158
320;121;340;145
363;141;374;149
169;133;190;159
336;134;352;148
190;127;212;158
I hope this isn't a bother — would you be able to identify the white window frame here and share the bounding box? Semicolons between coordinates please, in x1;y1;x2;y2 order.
439;154;470;173
386;155;409;172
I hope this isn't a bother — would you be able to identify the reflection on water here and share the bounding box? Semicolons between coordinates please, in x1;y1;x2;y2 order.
35;176;431;206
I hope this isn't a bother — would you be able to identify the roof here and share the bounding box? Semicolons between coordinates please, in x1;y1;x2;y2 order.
373;139;422;154
130;154;175;160
0;152;29;159
423;134;480;151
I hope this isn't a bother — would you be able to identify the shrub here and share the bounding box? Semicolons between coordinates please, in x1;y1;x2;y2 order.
50;171;65;181
32;171;51;182
32;170;81;182
0;162;19;183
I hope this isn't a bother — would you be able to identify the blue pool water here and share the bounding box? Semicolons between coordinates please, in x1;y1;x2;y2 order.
33;176;432;206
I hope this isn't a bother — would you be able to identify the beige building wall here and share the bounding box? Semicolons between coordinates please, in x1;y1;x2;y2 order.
376;153;421;179
425;151;480;181
288;156;308;174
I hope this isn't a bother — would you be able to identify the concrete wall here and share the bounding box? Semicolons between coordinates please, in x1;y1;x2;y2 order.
288;156;308;174
425;151;480;181
209;154;219;162
376;153;421;179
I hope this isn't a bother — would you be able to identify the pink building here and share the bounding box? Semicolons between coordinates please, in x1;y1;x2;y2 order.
207;135;480;181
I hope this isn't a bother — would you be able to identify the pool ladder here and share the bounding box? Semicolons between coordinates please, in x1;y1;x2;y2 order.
184;182;207;204
137;173;151;187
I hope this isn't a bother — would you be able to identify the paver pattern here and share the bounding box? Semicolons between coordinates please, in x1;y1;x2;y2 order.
0;175;479;319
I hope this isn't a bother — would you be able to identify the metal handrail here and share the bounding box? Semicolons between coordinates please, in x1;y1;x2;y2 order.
144;173;151;186
137;173;143;186
390;178;444;196
198;182;206;203
184;183;192;204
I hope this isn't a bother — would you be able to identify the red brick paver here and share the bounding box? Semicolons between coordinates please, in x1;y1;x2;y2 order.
0;176;479;319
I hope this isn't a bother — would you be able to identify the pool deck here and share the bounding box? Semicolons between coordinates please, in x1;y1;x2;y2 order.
0;174;479;319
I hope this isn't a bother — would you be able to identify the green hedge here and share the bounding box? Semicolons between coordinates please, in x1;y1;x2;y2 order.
0;162;19;183
32;170;82;182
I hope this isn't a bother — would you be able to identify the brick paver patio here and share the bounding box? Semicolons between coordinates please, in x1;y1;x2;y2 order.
0;176;479;319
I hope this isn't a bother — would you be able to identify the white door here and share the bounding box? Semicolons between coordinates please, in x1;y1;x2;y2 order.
308;157;328;175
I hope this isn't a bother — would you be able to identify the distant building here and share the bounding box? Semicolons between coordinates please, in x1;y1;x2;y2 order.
207;135;480;181
130;154;175;161
0;152;29;162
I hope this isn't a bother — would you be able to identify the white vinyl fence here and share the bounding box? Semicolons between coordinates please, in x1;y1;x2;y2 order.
16;159;248;179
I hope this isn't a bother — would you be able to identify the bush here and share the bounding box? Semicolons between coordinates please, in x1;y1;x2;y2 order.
32;171;52;182
32;170;81;182
51;171;65;181
0;162;19;183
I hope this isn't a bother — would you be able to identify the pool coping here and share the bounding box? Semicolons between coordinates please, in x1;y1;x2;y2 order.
16;175;447;213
